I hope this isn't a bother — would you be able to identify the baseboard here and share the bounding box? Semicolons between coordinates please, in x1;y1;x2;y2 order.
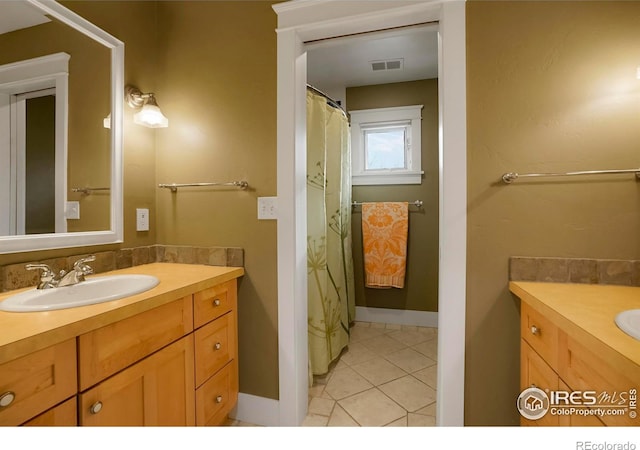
230;392;280;426
355;306;438;327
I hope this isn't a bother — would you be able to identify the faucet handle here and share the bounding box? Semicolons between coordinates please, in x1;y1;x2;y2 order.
25;264;57;289
73;255;95;274
25;263;55;278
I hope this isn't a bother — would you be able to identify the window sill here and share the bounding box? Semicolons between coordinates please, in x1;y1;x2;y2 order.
352;171;424;186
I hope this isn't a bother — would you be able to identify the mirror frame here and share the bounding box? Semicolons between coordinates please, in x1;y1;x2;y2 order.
0;0;124;254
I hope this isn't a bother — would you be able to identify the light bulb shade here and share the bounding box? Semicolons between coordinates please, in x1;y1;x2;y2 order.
134;103;168;128
103;113;111;129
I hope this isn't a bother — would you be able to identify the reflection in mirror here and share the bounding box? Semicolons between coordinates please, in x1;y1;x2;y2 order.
0;0;123;254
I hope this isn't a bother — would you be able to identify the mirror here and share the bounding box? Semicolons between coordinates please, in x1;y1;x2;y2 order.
0;0;123;254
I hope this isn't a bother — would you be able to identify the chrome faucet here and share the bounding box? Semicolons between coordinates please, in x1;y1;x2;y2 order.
26;255;96;289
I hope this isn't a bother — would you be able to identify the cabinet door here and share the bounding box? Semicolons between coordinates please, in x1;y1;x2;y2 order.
520;339;559;426
22;397;77;426
79;336;195;426
0;338;76;426
557;380;604;427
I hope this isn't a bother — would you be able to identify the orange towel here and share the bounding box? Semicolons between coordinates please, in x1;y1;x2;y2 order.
361;202;409;289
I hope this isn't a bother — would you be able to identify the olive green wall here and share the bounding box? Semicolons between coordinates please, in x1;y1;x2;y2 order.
346;79;439;313
154;2;279;400
466;1;640;425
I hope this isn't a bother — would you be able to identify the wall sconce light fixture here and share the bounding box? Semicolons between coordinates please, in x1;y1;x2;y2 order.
125;85;169;128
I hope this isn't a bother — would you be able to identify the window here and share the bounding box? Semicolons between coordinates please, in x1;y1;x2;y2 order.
350;105;423;185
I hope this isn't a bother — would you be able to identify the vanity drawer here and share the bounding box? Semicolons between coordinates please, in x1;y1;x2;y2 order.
558;332;638;426
0;338;76;426
194;311;236;387
22;397;77;426
195;360;238;426
521;303;558;370
78;296;193;390
520;339;559;426
193;279;236;329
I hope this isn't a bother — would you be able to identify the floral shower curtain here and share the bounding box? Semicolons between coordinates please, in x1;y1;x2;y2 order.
307;89;356;376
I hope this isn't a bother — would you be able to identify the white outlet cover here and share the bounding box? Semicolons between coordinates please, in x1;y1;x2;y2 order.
65;201;80;220
258;197;277;220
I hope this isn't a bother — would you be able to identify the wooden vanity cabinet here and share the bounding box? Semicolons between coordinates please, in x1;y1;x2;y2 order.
79;336;195;426
0;275;240;427
520;302;636;427
193;279;238;426
0;339;77;426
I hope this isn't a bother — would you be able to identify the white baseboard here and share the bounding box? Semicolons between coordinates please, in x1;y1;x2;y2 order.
355;306;438;327
230;392;280;426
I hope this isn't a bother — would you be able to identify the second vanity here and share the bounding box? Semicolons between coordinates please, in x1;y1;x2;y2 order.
511;281;640;426
0;262;244;426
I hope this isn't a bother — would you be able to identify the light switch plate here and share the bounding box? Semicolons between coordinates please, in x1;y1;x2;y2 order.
257;197;277;220
136;208;149;231
65;201;80;220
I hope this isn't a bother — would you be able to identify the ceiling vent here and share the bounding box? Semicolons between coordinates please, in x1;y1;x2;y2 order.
370;58;404;72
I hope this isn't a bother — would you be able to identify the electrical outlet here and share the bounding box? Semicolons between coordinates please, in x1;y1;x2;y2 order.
257;197;277;220
136;208;149;231
65;201;80;220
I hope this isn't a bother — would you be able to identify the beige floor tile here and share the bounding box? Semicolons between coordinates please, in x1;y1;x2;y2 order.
308;396;336;416
384;347;436;373
408;413;436;426
302;413;330;426
370;322;386;330
327;404;360;427
309;383;326;399
418;326;438;338
350;357;407;385
360;334;408;355
387;329;434;347
385;323;402;331
385;415;408;426
338;388;406;426
412;338;438;360
413;364;438;389
350;325;384;343
379;375;437;412
338;342;378;366
324;365;373;400
415;402;437;416
352;321;371;328
400;325;419;332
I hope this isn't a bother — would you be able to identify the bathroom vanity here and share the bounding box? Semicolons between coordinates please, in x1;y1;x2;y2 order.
0;263;243;426
511;281;640;426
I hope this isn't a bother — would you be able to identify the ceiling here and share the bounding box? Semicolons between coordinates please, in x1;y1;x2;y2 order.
0;1;50;35
307;24;439;93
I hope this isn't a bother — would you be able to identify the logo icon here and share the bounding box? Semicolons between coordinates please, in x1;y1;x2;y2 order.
517;387;550;420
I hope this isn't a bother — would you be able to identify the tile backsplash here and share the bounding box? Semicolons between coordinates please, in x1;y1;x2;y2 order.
509;256;640;286
0;245;244;292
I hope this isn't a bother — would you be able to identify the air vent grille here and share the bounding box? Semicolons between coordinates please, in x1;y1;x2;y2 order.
370;58;404;72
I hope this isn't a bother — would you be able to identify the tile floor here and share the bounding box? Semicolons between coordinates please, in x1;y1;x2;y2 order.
303;321;438;426
226;321;438;427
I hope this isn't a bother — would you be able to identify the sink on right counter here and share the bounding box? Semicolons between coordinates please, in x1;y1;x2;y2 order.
510;281;640;427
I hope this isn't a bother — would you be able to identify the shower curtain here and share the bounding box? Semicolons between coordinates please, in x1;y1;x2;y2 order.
306;89;356;376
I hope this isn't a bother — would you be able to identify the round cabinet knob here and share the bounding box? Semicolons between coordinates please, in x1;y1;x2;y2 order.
0;391;15;408
213;299;221;307
215;395;223;404
214;342;222;351
90;401;103;415
530;325;540;336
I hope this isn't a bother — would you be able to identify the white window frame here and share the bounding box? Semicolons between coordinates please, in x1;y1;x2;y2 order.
350;104;423;185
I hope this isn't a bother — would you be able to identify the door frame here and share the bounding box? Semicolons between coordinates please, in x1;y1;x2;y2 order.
273;0;467;426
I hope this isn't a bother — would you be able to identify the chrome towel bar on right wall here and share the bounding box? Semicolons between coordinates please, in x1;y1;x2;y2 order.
501;168;640;184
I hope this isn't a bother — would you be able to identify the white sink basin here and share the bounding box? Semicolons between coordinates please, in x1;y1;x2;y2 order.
0;274;160;312
615;309;640;341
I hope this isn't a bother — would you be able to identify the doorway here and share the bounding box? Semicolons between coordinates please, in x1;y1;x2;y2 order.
273;0;467;426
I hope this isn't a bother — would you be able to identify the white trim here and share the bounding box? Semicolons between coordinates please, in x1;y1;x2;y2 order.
275;0;467;427
231;393;280;427
0;0;124;254
355;306;438;328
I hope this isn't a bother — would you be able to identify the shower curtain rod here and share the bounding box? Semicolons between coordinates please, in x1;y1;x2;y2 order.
306;84;348;118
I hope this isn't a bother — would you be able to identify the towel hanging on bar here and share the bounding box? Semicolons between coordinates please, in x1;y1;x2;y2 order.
361;202;409;289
